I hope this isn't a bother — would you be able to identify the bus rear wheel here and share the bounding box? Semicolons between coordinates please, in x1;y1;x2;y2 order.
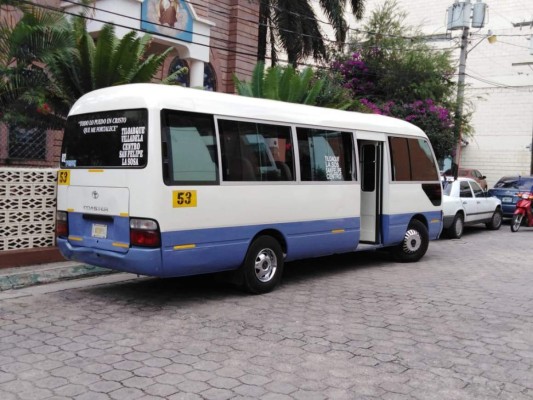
391;219;429;263
241;236;284;294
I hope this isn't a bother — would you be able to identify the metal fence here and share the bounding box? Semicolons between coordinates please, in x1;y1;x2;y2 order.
0;124;63;168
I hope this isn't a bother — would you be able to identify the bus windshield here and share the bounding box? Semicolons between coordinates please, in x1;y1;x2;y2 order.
61;109;148;168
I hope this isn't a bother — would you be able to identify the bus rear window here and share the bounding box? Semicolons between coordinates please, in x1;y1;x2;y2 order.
61;109;148;168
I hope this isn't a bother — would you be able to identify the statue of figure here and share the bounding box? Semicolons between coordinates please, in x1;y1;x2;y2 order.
158;0;179;27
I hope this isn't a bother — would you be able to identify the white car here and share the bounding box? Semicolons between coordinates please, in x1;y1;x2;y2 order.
442;177;503;238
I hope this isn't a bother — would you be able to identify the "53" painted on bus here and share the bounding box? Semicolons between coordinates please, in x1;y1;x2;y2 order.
58;170;70;185
172;190;197;208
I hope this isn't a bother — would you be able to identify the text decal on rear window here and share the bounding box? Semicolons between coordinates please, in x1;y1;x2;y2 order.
61;109;148;168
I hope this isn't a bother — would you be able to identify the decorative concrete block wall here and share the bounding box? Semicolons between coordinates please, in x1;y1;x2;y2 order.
0;168;57;251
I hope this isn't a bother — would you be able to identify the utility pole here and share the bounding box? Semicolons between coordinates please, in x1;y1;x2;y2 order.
446;0;488;169
454;25;469;169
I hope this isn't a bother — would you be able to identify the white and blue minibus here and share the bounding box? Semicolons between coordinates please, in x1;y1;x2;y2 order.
56;84;443;293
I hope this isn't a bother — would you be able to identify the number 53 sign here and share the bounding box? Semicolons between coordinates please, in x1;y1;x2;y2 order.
58;170;70;185
172;190;197;208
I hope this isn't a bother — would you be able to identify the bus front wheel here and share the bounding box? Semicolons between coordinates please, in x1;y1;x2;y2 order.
391;219;429;263
241;236;284;294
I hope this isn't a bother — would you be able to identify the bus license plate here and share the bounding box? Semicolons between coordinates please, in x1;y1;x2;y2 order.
502;197;513;203
92;224;107;239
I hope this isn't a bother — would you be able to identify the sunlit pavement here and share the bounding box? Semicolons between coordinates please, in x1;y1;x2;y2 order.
1;223;533;399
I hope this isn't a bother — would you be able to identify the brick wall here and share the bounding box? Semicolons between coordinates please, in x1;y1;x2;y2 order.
204;0;259;93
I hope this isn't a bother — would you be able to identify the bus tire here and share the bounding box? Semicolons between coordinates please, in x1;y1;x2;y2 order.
241;236;284;294
392;219;429;263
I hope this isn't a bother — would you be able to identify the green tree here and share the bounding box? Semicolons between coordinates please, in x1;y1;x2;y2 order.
0;2;182;130
331;0;469;159
346;0;455;104
258;0;365;67
0;1;73;128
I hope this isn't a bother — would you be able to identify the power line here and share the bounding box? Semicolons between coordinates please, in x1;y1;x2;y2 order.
13;0;530;92
57;0;454;53
465;72;533;89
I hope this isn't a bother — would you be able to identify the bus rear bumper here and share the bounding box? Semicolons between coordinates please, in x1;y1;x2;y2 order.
57;238;163;276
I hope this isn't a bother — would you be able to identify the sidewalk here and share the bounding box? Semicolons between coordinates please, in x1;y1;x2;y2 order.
0;261;115;291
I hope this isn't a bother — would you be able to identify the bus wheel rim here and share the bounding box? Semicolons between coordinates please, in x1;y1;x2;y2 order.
403;229;421;253
255;248;277;282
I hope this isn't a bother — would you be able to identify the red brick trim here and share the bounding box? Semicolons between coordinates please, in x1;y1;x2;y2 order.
0;247;66;269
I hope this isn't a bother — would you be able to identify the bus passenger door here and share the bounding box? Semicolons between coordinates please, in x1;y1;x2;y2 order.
359;140;383;243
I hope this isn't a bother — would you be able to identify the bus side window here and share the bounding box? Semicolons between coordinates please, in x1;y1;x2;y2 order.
162;110;218;184
218;119;294;182
389;136;439;182
169;127;216;181
296;128;354;182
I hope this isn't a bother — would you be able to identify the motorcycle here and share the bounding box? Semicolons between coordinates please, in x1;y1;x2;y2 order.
510;192;533;232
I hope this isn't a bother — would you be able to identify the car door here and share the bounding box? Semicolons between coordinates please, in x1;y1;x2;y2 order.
459;181;477;223
470;180;494;220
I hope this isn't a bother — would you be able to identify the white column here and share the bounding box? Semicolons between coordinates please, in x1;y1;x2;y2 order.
188;59;204;88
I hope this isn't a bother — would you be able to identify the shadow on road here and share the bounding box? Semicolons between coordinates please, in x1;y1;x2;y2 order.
82;248;395;303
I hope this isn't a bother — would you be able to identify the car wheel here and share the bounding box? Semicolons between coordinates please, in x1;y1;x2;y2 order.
511;214;523;232
486;209;502;230
447;213;464;239
240;236;284;294
391;220;429;263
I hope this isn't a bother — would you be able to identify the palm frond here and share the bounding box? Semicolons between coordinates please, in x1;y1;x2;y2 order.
263;66;281;100
93;24;116;88
162;65;188;84
108;31;139;84
350;0;365;19
233;74;254;97
128;48;170;84
296;68;313;101
278;65;295;101
303;77;325;105
319;0;347;44
250;61;265;98
77;28;95;94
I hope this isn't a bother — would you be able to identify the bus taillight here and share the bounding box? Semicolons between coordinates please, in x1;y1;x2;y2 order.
130;218;161;247
56;211;68;237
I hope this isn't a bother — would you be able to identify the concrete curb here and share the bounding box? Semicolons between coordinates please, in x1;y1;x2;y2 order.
0;261;116;291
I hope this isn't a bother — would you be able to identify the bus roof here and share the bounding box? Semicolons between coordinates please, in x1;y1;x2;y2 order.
68;83;425;137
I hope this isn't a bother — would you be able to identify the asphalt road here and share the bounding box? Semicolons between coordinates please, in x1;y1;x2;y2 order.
1;223;533;400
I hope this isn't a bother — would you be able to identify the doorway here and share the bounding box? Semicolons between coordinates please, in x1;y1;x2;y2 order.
359;140;383;243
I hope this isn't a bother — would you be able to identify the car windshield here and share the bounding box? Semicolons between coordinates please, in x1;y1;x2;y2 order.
494;177;533;191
